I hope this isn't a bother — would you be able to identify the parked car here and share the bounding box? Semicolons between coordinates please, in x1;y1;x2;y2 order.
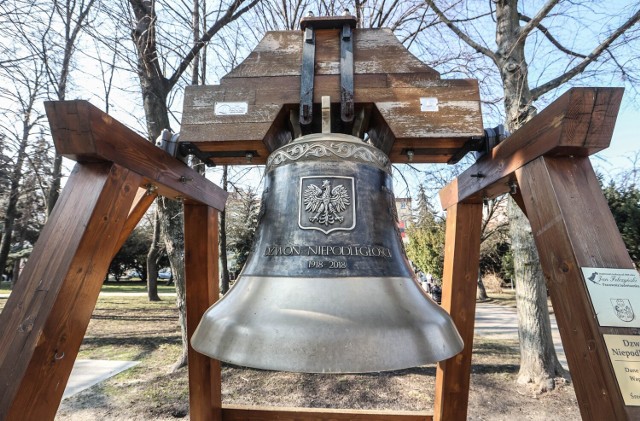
158;268;172;280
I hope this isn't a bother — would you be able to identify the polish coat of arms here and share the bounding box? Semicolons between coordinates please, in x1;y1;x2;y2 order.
299;176;355;234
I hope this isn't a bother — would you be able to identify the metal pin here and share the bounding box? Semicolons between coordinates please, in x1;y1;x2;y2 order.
179;176;193;184
246;152;254;163
407;150;414;162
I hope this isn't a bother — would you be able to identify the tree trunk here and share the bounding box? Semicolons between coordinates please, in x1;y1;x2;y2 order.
11;258;20;287
146;208;161;301
477;269;488;300
157;197;188;370
219;165;230;294
495;0;564;391
508;198;565;391
46;155;62;215
0;130;28;275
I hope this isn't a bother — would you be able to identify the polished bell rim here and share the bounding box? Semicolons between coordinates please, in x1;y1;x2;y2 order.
191;276;462;373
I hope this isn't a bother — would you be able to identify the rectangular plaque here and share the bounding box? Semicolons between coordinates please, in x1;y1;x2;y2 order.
214;102;248;115
582;267;640;328
604;334;640;406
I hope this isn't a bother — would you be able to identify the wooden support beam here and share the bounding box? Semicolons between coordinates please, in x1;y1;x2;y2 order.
433;202;483;421
516;156;639;420
45;100;227;211
113;186;157;258
220;405;432;420
184;203;222;421
439;87;623;209
0;162;142;420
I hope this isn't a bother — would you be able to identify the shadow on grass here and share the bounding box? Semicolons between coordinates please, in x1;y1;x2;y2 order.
81;335;181;361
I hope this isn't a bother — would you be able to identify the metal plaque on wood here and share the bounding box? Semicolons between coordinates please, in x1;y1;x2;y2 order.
604;334;640;406
582;267;640;328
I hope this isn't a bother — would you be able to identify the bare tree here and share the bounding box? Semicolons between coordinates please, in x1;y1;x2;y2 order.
33;0;99;214
0;59;47;277
425;0;640;391
117;0;260;369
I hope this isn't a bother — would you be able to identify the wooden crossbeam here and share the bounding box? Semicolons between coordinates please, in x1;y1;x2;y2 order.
220;405;432;420
45;100;227;211
439;87;623;210
0;163;143;420
0;101;229;420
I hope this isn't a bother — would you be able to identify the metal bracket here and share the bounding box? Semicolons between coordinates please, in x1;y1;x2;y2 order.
447;124;509;164
340;22;354;122
299;24;315;126
299;13;358;128
178;142;216;166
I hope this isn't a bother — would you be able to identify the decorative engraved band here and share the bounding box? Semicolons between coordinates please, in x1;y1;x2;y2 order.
266;134;391;173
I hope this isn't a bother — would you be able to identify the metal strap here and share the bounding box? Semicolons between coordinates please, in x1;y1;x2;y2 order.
340;23;354;123
299;26;315;126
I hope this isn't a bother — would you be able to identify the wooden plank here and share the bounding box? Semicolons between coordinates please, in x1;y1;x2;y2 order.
439;87;623;210
184;203;222;421
45;100;228;211
113;187;156;257
0;162;141;420
434;202;483;421
516;156;639;420
223;29;439;79
221;405;432;421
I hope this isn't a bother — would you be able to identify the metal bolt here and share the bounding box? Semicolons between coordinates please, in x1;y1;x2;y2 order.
179;176;193;183
246;152;254;163
145;184;158;195
406;150;414;162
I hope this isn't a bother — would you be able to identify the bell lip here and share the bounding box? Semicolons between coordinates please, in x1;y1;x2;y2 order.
191;343;464;374
190;276;464;374
265;133;391;174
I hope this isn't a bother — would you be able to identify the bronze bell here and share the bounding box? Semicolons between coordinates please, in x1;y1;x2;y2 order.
191;133;463;373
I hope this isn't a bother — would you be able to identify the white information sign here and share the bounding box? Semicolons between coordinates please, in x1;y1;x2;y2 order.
604;334;640;406
582;267;640;328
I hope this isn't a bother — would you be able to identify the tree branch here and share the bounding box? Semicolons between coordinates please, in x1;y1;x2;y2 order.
425;0;496;62
167;0;260;89
531;8;640;99
519;13;587;59
519;0;560;39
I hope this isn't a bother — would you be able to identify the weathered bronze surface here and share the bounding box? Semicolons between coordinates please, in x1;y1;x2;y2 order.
191;133;463;373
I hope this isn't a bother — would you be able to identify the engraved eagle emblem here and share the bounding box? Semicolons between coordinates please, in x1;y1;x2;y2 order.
303;180;350;226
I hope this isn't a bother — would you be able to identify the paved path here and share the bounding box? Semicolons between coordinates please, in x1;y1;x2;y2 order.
474;302;567;369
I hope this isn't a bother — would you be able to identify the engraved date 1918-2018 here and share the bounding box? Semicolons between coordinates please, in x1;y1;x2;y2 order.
308;260;347;269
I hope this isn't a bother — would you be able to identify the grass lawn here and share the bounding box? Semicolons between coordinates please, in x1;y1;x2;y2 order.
56;295;579;420
0;279;176;295
0;293;579;420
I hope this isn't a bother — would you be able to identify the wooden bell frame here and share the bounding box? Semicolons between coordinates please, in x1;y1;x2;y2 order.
0;20;637;421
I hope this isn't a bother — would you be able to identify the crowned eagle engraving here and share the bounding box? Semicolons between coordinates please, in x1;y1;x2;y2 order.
303;180;350;226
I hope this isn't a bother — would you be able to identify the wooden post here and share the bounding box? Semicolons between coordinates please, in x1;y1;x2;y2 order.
516;156;639;420
433;202;483;421
184;203;222;420
0;163;142;420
